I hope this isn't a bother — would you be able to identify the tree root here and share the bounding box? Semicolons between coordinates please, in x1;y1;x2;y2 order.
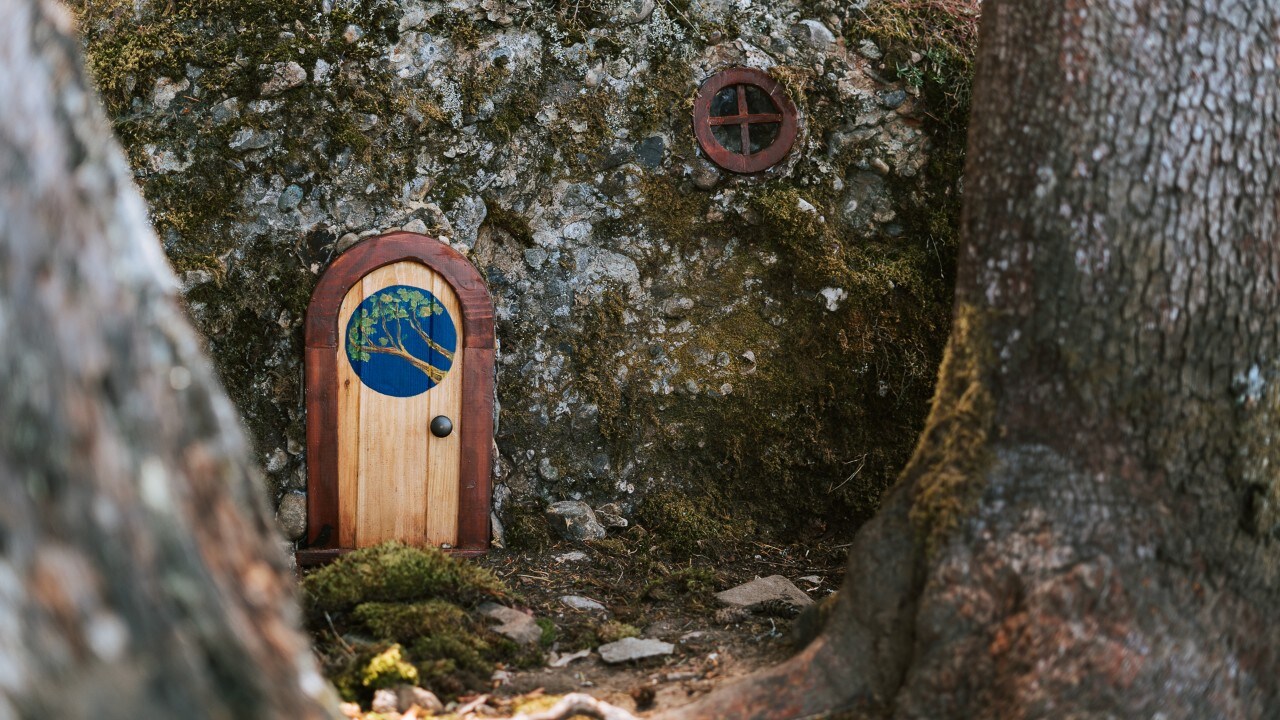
655;485;921;720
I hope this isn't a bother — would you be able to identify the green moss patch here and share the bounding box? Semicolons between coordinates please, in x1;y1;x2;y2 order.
305;543;539;704
850;0;981;131
304;542;507;615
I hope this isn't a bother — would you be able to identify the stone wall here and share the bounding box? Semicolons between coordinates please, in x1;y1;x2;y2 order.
75;0;960;550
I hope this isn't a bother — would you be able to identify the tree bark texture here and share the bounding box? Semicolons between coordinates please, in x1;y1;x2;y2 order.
0;1;338;718
667;1;1280;717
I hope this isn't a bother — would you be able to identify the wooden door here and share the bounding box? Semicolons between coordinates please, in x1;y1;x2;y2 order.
336;262;463;548
300;232;495;565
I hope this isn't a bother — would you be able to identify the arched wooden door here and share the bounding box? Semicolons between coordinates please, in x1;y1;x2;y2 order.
298;232;494;564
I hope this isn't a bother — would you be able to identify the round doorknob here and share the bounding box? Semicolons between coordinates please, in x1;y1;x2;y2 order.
430;415;453;438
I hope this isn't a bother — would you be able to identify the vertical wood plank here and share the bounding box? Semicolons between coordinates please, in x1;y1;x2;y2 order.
335;288;363;548
425;271;463;546
455;346;495;551
305;346;339;547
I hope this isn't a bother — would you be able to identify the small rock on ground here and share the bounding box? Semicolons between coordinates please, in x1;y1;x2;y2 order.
715;575;813;612
549;648;592;667
371;688;399;714
545;500;607;541
598;637;675;664
394;685;444;714
477;602;544;645
560;595;607;612
594;502;628;528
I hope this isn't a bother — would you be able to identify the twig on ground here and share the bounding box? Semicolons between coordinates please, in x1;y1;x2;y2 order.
456;694;491;716
325;612;354;654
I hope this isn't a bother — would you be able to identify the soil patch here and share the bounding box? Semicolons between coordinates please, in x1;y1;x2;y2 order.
310;533;849;716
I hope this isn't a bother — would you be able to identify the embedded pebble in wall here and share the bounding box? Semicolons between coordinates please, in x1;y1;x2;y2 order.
791;19;836;48
276;490;307;541
635;136;665;168
819;287;848;312
151;77;188;111
259;61;306;96
539;458;560;481
277;184;304;211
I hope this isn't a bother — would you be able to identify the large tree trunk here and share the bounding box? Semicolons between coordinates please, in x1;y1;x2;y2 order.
669;1;1280;717
0;1;338;717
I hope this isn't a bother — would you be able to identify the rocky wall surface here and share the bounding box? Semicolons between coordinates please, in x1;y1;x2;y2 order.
74;0;959;550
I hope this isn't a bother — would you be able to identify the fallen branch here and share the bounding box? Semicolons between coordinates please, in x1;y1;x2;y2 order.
512;693;641;720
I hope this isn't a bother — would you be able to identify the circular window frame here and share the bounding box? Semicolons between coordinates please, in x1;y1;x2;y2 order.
692;67;799;174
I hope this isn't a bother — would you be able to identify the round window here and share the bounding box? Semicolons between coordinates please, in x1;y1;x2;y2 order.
692;67;799;174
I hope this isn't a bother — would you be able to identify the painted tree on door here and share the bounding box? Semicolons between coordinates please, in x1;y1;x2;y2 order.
344;284;458;398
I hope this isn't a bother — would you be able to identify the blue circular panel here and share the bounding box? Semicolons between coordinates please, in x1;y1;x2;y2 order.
344;284;457;398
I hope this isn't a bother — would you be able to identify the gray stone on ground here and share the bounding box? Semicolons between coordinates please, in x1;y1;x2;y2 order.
549;648;592;667
715;575;813;611
545;500;607;541
370;688;398;714
275;490;307;541
560;595;607;612
555;550;590;563
598;637;675;664
477;602;543;645
594;502;628;528
393;685;444;714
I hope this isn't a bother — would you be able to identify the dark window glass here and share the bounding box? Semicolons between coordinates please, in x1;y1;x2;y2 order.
749;123;780;153
710;87;738;117
712;124;741;153
744;84;777;115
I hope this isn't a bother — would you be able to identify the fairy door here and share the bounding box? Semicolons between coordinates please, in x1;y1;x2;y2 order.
299;232;495;564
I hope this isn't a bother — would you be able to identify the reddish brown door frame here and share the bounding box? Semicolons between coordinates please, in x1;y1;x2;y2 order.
296;232;495;566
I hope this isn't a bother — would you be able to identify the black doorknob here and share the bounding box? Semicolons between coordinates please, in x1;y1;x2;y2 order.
430;415;453;438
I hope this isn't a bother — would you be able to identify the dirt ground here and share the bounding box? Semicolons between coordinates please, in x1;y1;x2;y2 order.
469;536;850;715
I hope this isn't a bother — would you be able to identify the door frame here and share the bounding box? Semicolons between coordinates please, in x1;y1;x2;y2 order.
297;232;494;565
